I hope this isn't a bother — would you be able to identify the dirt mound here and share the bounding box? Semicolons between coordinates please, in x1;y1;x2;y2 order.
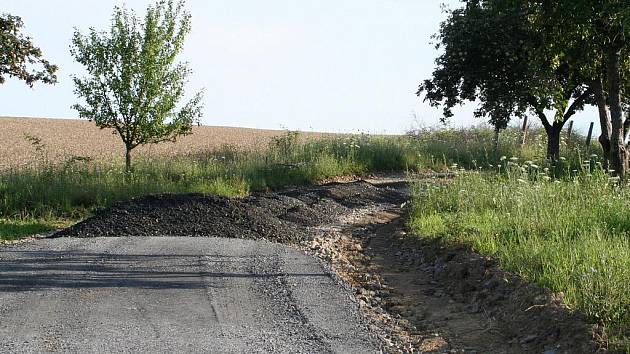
55;181;407;243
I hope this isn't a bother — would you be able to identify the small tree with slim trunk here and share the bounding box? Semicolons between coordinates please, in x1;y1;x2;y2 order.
70;0;203;173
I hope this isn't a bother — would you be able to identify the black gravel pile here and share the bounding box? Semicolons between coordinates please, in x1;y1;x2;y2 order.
55;181;408;244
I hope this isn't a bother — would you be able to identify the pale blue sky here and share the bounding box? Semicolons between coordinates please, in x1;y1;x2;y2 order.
2;0;596;134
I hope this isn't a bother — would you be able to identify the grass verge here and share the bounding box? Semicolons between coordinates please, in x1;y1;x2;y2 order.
410;166;629;351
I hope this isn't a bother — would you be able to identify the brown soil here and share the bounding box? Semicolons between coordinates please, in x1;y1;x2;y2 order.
0;116;327;169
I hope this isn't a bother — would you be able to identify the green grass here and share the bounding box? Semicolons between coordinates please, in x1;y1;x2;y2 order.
0;218;74;240
0;126;598;240
410;162;630;350
408;125;600;171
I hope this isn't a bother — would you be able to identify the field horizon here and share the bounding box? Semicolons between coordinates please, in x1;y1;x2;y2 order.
0;116;332;169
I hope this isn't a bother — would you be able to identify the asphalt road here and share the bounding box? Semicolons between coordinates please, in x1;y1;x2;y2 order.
0;237;380;353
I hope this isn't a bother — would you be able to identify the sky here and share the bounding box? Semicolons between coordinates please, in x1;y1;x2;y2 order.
1;0;598;134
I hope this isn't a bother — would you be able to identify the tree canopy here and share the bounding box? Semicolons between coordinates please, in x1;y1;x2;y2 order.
419;0;626;161
0;14;57;86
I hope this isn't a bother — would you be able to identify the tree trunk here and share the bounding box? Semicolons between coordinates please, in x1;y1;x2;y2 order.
593;78;612;170
125;146;133;174
545;124;562;161
532;107;562;162
606;46;628;178
592;78;612;170
493;126;500;153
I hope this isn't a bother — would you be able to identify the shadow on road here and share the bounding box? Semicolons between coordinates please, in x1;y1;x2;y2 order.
0;250;328;292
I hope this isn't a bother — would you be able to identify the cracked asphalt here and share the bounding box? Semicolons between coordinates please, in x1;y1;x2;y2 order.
0;236;380;353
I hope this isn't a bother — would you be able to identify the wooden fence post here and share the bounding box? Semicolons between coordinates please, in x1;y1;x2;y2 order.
586;122;594;147
521;116;528;145
566;120;574;140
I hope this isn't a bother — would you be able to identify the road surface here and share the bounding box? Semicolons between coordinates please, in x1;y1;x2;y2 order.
0;237;380;353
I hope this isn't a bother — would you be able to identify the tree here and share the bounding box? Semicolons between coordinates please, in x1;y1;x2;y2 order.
419;1;593;160
70;0;203;172
535;0;629;176
0;14;57;86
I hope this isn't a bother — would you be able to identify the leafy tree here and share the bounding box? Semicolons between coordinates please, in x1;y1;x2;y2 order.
70;0;203;172
0;14;57;86
535;0;629;176
419;1;593;160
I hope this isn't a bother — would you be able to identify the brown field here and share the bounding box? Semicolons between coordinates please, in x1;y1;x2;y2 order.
0;116;325;169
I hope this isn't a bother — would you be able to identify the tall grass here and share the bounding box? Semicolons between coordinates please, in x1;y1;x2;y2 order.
408;125;599;170
410;162;629;349
0;126;598;239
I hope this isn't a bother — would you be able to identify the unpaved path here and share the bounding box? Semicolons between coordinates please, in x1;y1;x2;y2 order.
306;179;600;353
0;237;379;353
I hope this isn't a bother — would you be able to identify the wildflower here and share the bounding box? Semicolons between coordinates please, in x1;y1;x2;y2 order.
524;160;533;165
590;154;598;158
559;157;566;161
572;169;578;173
517;178;527;183
543;167;549;173
500;156;507;161
510;157;518;161
530;164;539;169
543;176;551;181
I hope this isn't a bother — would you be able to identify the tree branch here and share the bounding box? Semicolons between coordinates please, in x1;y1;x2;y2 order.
527;96;551;129
563;88;593;123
